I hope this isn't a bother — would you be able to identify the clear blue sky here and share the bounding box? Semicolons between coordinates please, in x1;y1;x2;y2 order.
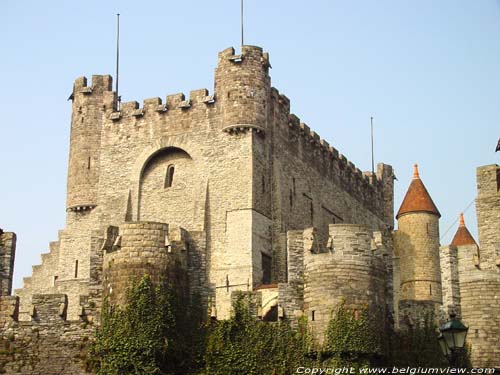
1;1;499;289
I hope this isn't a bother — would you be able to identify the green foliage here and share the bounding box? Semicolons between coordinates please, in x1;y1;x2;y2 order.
89;282;462;374
323;301;387;366
203;294;315;375
89;275;206;375
89;275;171;374
387;314;448;367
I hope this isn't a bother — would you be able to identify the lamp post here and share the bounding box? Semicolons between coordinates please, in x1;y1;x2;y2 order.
438;312;468;367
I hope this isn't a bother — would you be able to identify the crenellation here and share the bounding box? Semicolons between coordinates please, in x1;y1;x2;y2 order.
5;43;500;371
166;92;186;108
120;100;140;114
144;96;162;109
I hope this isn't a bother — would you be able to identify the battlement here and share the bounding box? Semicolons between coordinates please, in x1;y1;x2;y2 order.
299;225;388;342
107;88;217;122
72;74;113;95
32;294;68;323
476;164;500;197
268;83;394;224
217;45;271;68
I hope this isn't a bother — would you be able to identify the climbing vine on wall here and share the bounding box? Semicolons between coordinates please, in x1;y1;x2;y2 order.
323;301;387;368
89;276;172;374
89;275;205;375
89;284;465;374
203;293;316;375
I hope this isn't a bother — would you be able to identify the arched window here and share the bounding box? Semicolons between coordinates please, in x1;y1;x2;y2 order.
164;165;175;188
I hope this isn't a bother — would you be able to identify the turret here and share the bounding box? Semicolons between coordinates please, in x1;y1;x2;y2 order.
214;46;271;134
66;75;115;212
451;213;477;248
394;164;442;325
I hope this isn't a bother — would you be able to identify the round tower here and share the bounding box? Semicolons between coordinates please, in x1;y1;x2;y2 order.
214;46;271;134
395;164;442;326
66;75;114;211
102;222;186;306
303;225;386;343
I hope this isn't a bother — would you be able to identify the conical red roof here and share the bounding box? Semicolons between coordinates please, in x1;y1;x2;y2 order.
450;213;477;247
396;164;441;219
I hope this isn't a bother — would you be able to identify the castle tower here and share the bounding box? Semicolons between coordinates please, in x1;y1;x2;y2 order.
440;213;475;321
214;46;271;134
66;75;114;212
453;165;500;367
394;164;442;327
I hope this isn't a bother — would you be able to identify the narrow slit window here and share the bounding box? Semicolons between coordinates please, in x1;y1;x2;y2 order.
262;176;265;194
429;283;432;295
310;202;314;224
289;189;293;208
311;310;315;321
262;253;272;284
165;165;175;188
87;157;91;169
74;260;79;278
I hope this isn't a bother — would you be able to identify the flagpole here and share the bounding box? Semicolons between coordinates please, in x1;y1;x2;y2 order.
241;0;244;47
116;13;121;111
371;116;375;175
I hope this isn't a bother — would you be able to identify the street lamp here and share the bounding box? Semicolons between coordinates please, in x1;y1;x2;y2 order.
438;312;468;367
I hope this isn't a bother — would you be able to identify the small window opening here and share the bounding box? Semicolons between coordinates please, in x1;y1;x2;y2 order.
87;157;91;169
310;202;314;224
262;253;272;284
53;275;58;286
311;310;316;321
289;189;293;208
262;176;265;194
165;165;175;188
74;260;79;278
429;283;432;295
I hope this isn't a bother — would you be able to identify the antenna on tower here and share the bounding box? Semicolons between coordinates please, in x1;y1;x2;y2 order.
115;13;121;111
241;0;244;47
371;116;375;175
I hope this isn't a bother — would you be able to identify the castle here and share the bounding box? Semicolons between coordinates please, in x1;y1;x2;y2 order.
0;45;499;373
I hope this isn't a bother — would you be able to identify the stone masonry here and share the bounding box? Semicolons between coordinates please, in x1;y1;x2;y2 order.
1;44;498;372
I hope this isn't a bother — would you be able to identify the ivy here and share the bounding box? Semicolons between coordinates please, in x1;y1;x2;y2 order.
89;275;172;374
203;294;315;375
387;314;450;368
88;283;464;374
323;301;387;368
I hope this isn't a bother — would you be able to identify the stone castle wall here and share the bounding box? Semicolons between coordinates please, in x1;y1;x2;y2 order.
303;225;387;343
0;231;16;297
457;165;500;367
0;294;93;375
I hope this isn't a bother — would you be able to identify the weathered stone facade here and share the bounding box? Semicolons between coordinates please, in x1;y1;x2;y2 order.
1;45;498;372
438;165;500;367
0;231;16;297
